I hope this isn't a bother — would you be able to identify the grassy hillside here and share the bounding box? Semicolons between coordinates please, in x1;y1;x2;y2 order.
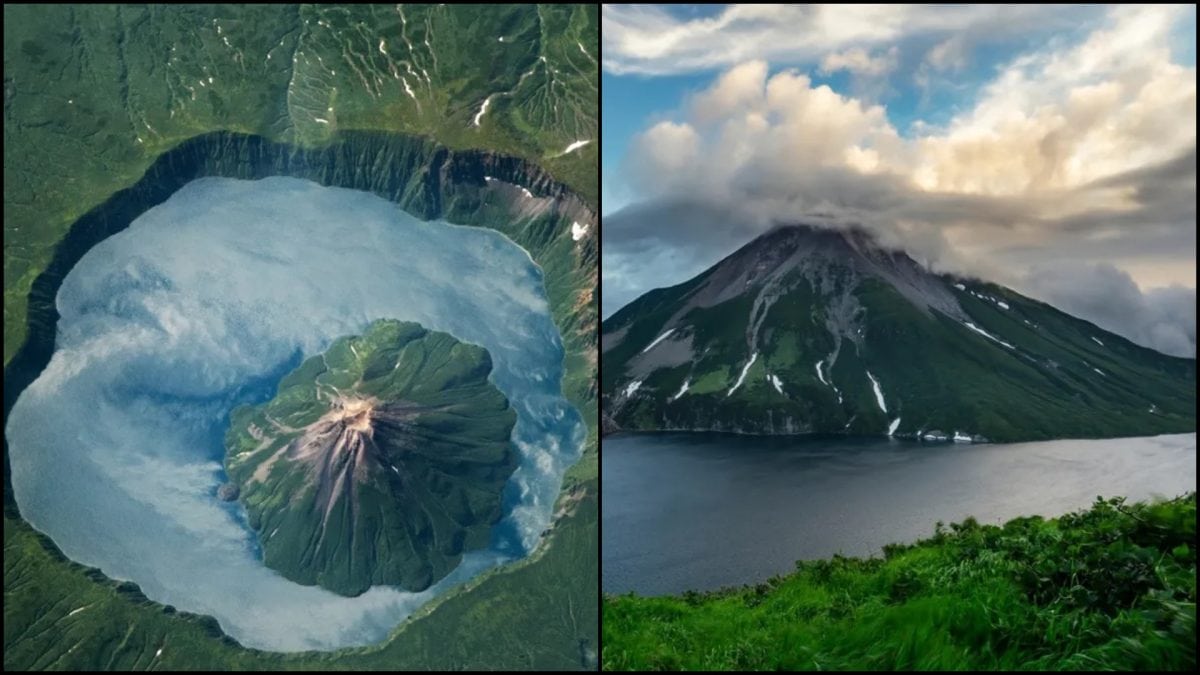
603;494;1197;671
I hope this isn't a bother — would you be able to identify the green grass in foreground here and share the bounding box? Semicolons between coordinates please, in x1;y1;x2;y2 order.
603;494;1197;671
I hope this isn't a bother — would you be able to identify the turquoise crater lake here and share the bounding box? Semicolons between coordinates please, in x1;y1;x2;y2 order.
6;177;584;651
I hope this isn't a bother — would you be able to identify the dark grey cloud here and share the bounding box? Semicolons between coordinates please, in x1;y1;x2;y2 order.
603;147;1198;358
604;146;1195;317
1020;263;1196;358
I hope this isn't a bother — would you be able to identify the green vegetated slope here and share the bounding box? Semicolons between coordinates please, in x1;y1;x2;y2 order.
3;4;598;670
226;319;517;596
601;226;1195;442
603;494;1198;671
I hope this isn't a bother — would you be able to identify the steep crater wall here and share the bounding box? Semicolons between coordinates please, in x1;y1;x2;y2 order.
1;130;597;656
4;129;597;507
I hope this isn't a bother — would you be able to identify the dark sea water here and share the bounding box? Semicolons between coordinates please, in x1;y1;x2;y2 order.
602;432;1196;596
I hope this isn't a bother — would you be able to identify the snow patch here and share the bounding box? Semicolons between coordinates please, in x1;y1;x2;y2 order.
67;605;91;617
313;118;329;125
472;96;492;126
727;353;758;396
815;360;828;386
401;76;418;103
997;301;1009;310
953;431;972;442
571;221;589;241
641;329;675;353
887;417;901;436
671;379;690;402
1092;367;1105;376
560;139;590;155
953;283;966;291
866;371;887;414
623;380;643;398
1091;337;1104;347
768;373;784;395
963;322;1015;349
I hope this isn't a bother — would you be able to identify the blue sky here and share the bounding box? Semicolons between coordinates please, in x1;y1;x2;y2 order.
602;4;1196;213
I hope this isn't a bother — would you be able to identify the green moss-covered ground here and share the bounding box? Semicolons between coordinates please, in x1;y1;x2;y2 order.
603;494;1197;671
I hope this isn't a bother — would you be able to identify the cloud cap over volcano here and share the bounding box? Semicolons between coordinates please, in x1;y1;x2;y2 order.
602;5;1196;357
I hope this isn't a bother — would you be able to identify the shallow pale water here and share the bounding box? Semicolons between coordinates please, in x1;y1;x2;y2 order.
602;432;1196;596
6;176;584;651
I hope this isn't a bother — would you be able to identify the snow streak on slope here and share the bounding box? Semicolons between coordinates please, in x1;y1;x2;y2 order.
558;139;591;155
472;95;492;126
866;371;887;414
641;329;675;353
727;353;758;396
672;379;690;401
888;417;901;436
964;322;1015;349
768;373;784;395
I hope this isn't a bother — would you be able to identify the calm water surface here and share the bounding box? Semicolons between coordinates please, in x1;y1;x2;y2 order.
603;432;1196;595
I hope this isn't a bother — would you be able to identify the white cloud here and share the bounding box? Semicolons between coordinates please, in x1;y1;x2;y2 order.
602;4;1093;75
691;60;769;122
820;46;898;78
911;4;1196;196
622;4;1194;204
925;35;968;73
606;5;1197;330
